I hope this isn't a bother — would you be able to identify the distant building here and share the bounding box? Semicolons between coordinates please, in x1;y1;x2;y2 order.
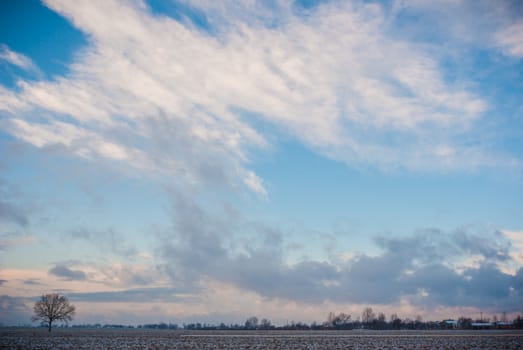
471;322;493;330
441;320;458;329
496;321;514;329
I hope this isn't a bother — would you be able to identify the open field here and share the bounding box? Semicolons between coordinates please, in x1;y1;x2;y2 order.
1;329;522;349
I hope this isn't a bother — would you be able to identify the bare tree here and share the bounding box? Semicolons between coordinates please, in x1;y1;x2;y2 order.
362;307;375;324
325;312;352;328
390;313;402;329
259;318;272;330
32;293;75;332
244;316;259;330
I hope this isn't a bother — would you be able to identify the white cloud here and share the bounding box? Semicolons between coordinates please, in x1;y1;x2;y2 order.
5;118;144;164
396;1;523;62
243;171;267;197
0;0;516;197
91;262;164;288
501;230;523;272
0;45;40;74
495;21;523;58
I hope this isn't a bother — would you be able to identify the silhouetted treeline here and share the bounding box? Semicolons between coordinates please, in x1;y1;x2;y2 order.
180;311;523;331
43;312;523;331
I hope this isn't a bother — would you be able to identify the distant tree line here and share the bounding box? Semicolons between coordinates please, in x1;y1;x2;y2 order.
64;312;523;331
30;295;522;331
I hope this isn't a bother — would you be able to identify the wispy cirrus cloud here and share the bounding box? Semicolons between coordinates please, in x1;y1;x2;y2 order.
495;21;523;58
0;45;41;74
0;0;517;202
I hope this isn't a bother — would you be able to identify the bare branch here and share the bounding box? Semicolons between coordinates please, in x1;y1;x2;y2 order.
32;293;76;332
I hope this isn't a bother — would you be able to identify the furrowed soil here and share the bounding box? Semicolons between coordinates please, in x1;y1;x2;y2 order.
1;329;522;349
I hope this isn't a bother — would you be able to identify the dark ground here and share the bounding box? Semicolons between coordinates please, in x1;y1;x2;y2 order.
1;328;522;349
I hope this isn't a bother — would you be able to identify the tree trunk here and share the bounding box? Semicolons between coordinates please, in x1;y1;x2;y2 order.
48;321;52;332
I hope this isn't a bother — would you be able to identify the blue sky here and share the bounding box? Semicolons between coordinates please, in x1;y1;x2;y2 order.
1;0;522;325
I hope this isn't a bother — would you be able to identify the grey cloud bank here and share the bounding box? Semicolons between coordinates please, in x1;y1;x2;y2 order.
49;264;87;281
157;191;522;311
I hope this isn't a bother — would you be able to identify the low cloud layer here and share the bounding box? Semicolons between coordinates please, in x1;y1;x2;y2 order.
157;192;522;311
67;287;192;303
0;295;32;325
49;264;87;281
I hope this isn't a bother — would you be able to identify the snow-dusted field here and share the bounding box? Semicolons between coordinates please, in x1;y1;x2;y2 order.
1;329;522;349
